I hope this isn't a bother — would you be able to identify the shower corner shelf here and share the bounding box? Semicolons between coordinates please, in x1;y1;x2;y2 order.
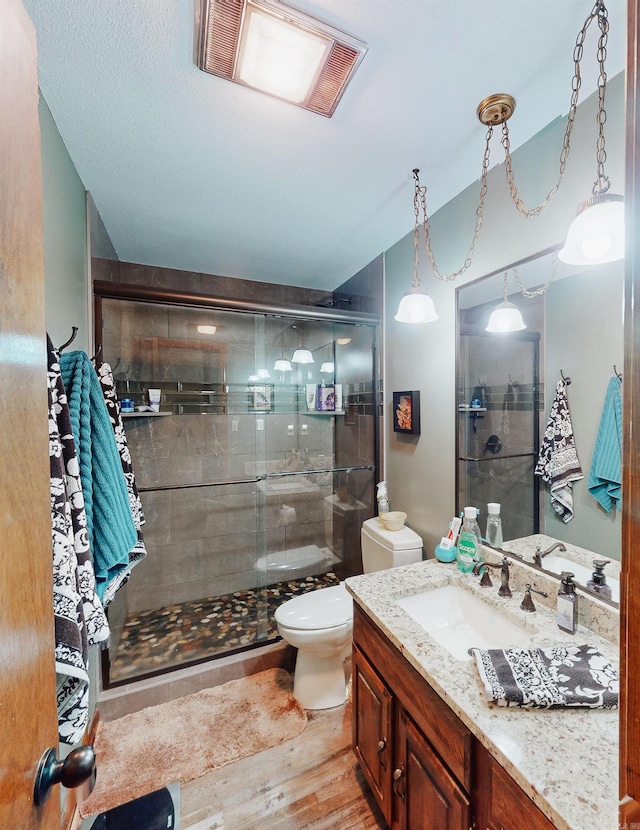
122;411;173;418
458;405;487;412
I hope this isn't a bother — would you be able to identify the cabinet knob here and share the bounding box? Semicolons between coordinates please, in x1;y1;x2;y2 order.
377;738;386;753
392;765;406;802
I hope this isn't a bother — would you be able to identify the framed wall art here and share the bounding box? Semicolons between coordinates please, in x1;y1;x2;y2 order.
393;390;420;435
250;384;272;412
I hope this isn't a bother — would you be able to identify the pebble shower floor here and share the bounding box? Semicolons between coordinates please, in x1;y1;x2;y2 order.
110;571;340;683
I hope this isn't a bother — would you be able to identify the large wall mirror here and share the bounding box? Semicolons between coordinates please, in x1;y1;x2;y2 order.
456;248;623;601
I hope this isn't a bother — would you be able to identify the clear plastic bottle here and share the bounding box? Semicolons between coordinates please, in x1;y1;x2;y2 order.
456;507;483;573
485;502;503;548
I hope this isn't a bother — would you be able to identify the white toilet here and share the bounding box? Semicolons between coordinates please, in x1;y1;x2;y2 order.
274;516;423;709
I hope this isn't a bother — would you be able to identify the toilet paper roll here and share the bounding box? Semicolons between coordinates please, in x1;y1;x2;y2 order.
280;505;297;525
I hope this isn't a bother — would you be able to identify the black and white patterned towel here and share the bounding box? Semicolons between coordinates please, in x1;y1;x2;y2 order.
534;380;583;523
470;644;618;709
47;336;110;743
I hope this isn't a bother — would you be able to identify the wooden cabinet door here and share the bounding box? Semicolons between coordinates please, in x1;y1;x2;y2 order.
0;2;61;828
352;645;394;825
474;742;555;830
394;709;470;830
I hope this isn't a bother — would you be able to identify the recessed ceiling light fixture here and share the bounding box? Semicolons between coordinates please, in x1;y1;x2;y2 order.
196;0;368;117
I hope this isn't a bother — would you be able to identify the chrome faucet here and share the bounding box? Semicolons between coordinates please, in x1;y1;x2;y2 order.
533;542;567;568
472;556;512;598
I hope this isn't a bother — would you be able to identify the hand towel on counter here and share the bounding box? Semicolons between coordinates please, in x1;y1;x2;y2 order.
97;361;147;605
588;375;623;513
469;644;618;709
48;336;110;743
534;380;583;523
60;350;138;604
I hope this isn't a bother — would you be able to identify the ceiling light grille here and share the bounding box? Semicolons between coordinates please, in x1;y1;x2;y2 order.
201;0;243;78
307;42;360;117
196;0;367;117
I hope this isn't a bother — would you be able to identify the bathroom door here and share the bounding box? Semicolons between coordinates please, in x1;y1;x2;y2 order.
0;1;61;828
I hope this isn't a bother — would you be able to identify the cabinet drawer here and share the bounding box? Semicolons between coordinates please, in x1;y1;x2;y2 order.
353;604;472;791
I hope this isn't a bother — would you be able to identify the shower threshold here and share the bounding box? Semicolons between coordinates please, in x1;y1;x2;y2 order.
109;571;340;685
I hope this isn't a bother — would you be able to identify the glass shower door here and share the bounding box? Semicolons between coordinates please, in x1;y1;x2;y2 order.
457;330;540;543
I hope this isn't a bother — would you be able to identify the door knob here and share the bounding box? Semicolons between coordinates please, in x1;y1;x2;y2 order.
33;745;96;806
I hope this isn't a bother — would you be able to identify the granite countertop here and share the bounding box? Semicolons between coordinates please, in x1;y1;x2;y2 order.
345;558;619;830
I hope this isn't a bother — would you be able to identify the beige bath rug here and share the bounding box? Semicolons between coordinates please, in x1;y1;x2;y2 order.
79;668;307;818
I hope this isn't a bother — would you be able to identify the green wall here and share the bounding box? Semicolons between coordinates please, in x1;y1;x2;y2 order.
39;95;89;351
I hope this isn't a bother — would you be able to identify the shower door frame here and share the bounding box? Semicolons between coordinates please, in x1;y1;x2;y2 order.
94;280;380;687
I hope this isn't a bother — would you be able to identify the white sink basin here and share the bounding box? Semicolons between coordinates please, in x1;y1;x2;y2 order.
542;555;620;603
397;584;536;661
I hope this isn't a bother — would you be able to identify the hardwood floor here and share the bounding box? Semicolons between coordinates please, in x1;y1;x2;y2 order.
181;700;388;829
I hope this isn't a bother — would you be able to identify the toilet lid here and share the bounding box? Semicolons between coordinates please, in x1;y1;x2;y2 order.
274;584;353;630
362;517;424;551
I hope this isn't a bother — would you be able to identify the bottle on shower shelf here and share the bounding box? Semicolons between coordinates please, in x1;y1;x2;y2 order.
485;502;503;548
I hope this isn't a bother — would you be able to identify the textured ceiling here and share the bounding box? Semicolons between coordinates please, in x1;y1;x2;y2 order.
23;0;626;291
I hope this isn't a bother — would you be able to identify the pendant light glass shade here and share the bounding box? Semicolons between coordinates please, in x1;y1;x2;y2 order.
395;288;438;324
320;362;334;373
559;193;624;265
486;300;526;333
291;348;314;364
273;358;292;372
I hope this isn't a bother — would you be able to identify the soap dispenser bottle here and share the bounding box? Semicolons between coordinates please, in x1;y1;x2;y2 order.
557;572;578;634
586;559;612;599
457;507;483;573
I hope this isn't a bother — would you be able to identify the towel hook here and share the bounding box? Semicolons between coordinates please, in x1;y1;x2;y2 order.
560;369;571;386
58;326;78;353
614;364;622;380
90;343;102;364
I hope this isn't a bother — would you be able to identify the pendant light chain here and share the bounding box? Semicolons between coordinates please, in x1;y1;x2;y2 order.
501;0;608;217
593;1;610;195
416;125;494;283
512;252;560;298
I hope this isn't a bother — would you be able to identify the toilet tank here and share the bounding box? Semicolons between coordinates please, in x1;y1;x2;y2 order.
360;517;423;573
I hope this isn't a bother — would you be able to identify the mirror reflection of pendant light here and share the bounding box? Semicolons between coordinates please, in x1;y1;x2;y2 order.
394;1;620;323
394;169;438;324
289;324;314;363
320;362;334;373
292;348;314;363
486;272;526;333
273;328;293;372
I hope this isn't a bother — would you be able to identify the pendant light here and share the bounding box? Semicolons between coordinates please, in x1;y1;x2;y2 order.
320;362;334;373
394;1;620;320
394;169;438;324
559;2;624;265
486;272;526;333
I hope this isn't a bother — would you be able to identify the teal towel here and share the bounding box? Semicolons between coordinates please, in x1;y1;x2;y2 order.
60;351;137;602
588;376;622;513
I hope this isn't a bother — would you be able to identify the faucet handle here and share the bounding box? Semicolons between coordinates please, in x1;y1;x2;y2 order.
520;583;549;612
476;564;493;587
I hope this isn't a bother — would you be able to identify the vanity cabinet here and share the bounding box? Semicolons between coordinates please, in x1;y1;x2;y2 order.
352;604;555;830
353;604;472;830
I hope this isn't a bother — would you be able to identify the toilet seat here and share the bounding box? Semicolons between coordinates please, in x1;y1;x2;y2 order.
274;584;352;630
